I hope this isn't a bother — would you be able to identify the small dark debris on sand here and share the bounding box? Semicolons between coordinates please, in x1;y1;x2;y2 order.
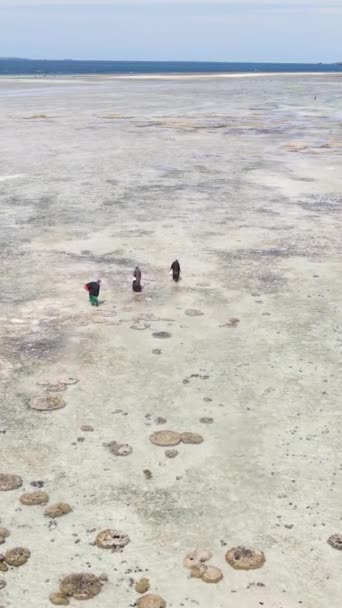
155;417;167;425
200;417;214;424
143;469;153;480
30;480;45;488
152;332;172;339
58;376;79;385
81;425;94;432
220;318;240;328
185;309;204;317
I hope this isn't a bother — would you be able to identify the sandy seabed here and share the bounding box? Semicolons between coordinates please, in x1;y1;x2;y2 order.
0;74;342;608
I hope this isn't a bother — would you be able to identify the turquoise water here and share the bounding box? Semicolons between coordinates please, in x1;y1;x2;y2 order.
1;59;342;75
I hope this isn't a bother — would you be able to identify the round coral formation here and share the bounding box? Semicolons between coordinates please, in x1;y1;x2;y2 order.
201;566;223;583
59;573;102;600
135;577;150;594
136;594;166;608
44;503;72;518
190;565;207;578
20;491;49;506
0;474;23;491
225;546;265;570
180;432;204;444
5;547;31;567
49;592;70;605
96;529;130;552
30;394;66;411
183;549;213;569
149;431;181;447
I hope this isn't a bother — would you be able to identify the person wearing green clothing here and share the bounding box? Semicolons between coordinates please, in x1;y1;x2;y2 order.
84;279;101;306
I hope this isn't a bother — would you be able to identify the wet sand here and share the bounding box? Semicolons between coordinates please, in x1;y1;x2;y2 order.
1;74;342;607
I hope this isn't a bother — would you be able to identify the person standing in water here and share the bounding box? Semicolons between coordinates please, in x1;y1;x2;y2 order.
84;279;101;306
132;266;142;292
170;259;181;282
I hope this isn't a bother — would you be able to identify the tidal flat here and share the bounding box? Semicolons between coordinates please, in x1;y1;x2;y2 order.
0;74;342;607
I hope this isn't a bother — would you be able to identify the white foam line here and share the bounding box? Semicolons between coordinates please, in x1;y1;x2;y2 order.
110;72;342;80
0;174;26;182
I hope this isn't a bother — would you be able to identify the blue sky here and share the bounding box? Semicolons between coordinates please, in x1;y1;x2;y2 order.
0;1;341;62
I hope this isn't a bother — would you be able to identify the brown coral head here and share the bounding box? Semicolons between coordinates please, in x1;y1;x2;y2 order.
328;534;342;551
183;549;213;569
95;529;130;552
59;573;102;600
5;547;31;567
0;474;23;491
225;546;265;570
136;594;166;608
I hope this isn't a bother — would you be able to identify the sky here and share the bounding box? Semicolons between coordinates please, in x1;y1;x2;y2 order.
0;1;341;63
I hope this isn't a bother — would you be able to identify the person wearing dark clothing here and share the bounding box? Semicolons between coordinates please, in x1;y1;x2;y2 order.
84;279;101;306
132;266;142;292
170;259;181;282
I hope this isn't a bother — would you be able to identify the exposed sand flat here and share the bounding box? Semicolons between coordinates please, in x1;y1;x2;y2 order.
0;74;342;608
1;72;342;85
